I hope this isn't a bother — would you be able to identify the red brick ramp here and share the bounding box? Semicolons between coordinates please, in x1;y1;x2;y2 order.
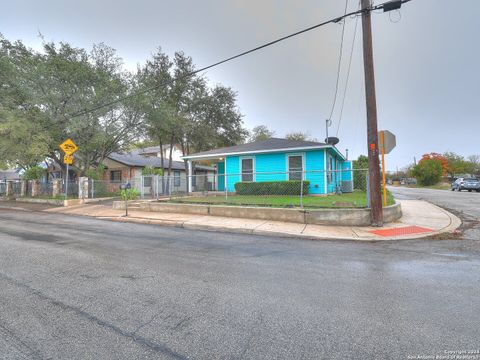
369;226;433;237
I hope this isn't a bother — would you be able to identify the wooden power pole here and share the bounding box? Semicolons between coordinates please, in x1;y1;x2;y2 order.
361;0;383;226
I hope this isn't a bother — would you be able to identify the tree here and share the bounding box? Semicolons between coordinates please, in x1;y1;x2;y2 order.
411;159;443;186
0;108;52;169
138;49;247;181
248;125;275;142
443;152;471;178
467;155;480;175
0;37;142;174
22;166;46;180
419;153;449;176
285;131;317;142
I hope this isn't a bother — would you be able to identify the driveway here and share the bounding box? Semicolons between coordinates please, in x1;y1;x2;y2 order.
0;208;479;359
389;186;480;240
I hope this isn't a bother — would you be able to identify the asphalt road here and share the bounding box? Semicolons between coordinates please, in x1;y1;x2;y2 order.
0;202;479;359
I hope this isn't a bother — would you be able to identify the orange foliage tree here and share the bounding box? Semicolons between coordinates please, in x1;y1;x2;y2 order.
419;153;449;176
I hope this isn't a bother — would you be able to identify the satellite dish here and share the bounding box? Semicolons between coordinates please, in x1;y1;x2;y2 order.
325;137;340;145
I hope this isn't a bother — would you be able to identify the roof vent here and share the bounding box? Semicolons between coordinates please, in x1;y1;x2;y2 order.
325;137;340;146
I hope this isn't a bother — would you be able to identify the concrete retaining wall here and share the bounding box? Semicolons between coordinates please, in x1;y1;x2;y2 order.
112;200;402;226
16;197;116;207
15;198;65;206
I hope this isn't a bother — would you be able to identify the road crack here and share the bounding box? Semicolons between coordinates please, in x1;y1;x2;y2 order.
0;272;187;360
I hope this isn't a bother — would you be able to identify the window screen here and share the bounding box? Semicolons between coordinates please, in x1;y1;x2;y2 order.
241;158;254;182
110;170;122;182
288;156;303;180
144;176;152;187
174;171;181;187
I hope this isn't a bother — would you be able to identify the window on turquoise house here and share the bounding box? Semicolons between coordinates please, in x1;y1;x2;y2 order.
241;158;254;182
287;154;303;180
327;156;333;183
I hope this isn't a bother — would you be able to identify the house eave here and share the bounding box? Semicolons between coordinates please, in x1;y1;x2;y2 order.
182;145;347;161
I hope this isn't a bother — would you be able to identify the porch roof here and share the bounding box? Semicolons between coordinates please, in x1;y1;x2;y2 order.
108;153;214;171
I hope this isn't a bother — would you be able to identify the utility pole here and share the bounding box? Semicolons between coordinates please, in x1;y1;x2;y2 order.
361;0;383;226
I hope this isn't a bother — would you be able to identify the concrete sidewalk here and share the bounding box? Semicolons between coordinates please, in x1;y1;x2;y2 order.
44;199;461;241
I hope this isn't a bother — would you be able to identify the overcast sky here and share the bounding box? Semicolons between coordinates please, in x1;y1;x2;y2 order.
2;0;478;170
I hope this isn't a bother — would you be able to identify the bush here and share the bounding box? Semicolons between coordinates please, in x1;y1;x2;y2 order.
411;159;443;186
120;188;140;200
22;166;46;180
142;166;164;176
234;180;310;195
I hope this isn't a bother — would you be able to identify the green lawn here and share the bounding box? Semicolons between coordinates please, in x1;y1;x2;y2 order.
170;190;394;209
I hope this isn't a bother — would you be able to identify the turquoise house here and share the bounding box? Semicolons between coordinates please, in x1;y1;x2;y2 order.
182;138;352;195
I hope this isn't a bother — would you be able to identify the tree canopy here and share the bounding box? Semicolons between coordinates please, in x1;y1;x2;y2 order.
0;36;248;175
248;125;275;143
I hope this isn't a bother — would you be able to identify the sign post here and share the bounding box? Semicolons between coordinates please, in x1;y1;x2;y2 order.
59;139;78;200
378;130;396;207
119;182;131;217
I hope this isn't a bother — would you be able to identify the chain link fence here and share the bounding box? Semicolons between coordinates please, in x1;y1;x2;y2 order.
129;169;371;209
38;181;54;197
0;170;373;208
89;179;123;199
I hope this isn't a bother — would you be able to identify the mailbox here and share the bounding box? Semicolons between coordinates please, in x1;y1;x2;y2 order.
119;182;131;191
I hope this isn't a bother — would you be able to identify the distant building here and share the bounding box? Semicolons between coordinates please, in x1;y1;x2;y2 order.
130;144;184;162
0;168;21;181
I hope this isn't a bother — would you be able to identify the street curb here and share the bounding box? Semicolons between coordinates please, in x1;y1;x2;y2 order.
97;205;462;241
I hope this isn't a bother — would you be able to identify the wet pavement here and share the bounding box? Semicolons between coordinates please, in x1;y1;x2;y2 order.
0;207;479;359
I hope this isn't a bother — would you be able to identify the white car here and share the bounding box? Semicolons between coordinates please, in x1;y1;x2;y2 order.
451;178;480;192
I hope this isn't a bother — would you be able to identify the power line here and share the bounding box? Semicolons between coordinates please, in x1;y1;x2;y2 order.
71;0;412;119
336;4;360;137
328;0;349;122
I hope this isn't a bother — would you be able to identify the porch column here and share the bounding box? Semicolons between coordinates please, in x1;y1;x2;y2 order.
20;180;27;197
187;160;192;194
5;181;13;197
52;179;62;197
78;177;89;200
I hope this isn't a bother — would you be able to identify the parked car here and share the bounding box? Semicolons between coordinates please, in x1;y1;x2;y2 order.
451;177;480;192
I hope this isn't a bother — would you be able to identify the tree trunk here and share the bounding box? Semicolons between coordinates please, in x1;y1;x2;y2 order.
159;135;165;193
167;133;175;192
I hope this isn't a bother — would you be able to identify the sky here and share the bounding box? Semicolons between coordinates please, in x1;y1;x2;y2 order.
1;0;479;170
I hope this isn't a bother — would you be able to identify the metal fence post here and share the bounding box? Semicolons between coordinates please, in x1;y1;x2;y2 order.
366;171;370;208
300;174;304;209
225;173;228;201
140;175;144;199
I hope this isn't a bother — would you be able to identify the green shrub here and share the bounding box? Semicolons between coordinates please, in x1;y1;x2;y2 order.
411;159;443;186
234;180;310;195
85;164;106;181
120;188;140;200
142;166;164;176
22;166;46;180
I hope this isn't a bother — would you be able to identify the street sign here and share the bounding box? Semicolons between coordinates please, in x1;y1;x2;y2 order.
379;130;396;154
63;154;74;165
59;138;78;155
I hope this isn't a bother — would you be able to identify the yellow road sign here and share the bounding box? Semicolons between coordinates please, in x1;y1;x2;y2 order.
59;138;78;155
63;154;74;165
